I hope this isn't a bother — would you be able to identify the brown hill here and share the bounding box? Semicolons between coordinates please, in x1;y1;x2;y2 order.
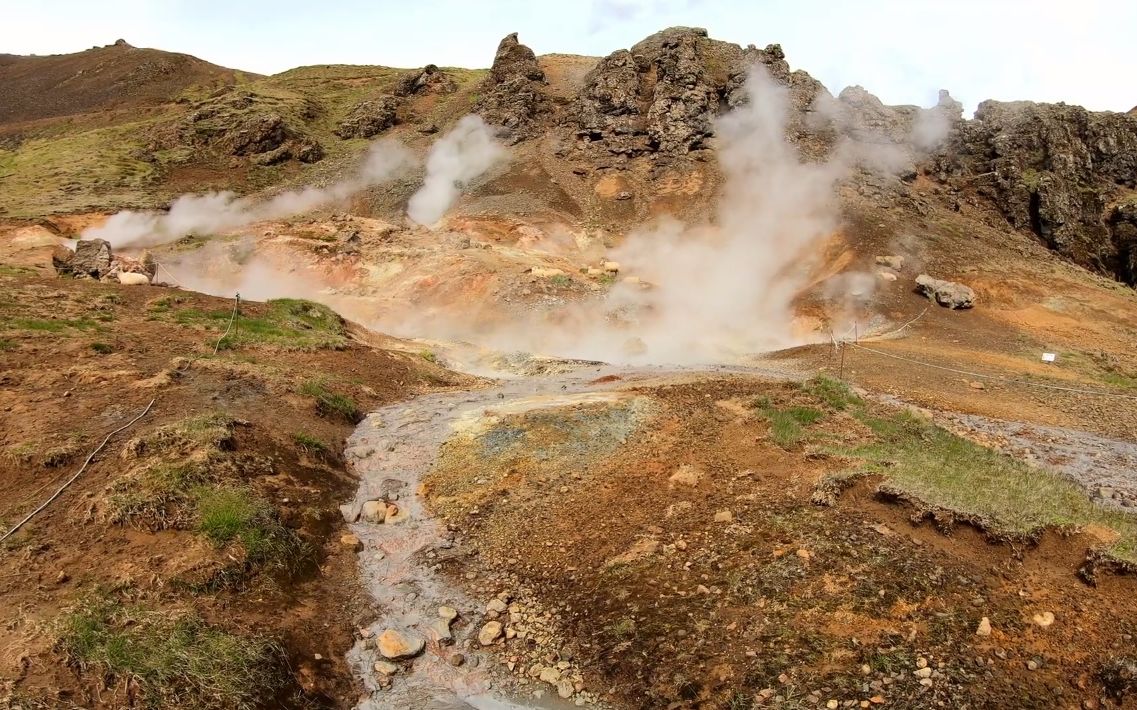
0;39;247;124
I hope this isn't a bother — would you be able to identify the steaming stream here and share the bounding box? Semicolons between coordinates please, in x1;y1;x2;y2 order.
342;359;794;709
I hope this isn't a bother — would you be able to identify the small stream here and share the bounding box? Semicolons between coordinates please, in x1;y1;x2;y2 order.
343;363;646;710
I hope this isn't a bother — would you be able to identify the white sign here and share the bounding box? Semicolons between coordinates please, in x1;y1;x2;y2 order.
1041;353;1057;363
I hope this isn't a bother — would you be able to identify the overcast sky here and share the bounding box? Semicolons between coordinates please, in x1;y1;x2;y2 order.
4;0;1136;115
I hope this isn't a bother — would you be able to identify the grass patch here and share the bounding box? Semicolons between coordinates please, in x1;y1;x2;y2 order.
195;487;307;573
849;410;1137;560
89;341;113;354
126;413;236;458
419;349;438;363
107;461;213;530
754;397;824;449
2;317;99;333
0;338;15;351
56;594;287;710
174;298;347;351
803;375;861;410
291;431;328;455
298;379;362;423
549;273;572;288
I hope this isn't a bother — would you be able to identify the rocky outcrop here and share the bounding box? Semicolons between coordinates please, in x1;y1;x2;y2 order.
942;101;1137;285
1107;202;1137;285
393;64;456;97
182;92;324;164
916;274;976;309
474;33;547;142
335;96;399;139
571;28;825;158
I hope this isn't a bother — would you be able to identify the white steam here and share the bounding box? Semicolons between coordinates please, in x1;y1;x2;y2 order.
407;115;505;227
83;139;415;248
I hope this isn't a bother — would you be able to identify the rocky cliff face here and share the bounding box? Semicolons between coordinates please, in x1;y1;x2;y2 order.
941;101;1137;285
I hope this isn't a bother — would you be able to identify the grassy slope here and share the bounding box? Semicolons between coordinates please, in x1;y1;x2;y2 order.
0;62;487;219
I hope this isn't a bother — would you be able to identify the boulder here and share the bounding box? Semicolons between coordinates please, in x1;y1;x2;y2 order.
915;274;976;309
336;96;400;139
478;621;503;645
52;244;76;274
71;239;113;278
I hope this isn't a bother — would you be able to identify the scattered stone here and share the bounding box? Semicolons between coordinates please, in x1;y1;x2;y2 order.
478;621;504;646
876;255;905;270
439;606;459;622
916;657;928;669
1033;611;1055;628
377;629;425;659
449;653;465;667
976;617;992;636
713;510;733;523
429;618;454;644
796;548;812;561
915;667;933;679
668;464;703;487
486;599;508;614
915;274;976;309
339;533;363;552
339;502;361;523
539;667;562;683
373;660;398;676
1027;659;1039;671
827;701;840;709
556;679;574;699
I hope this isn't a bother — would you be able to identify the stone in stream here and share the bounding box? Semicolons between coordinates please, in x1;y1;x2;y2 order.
377;629;425;659
373;660;399;676
478;621;504;645
361;500;388;523
429;618;454;644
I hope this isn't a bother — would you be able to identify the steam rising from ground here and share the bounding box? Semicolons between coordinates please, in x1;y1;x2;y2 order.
82;139;414;248
407;115;505;227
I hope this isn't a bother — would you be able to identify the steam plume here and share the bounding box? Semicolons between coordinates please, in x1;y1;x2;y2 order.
83;139;415;248
407;115;505;227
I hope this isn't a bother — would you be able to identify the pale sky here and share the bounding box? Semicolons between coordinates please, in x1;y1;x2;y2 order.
4;0;1136;115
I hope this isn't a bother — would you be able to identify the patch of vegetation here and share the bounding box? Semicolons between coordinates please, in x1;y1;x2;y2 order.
56;593;288;710
298;379;362;423
107;461;213;530
196;487;307;573
126;413;236;458
549;273;572;288
174;298;348;351
0;338;15;351
803;375;862;411
419;349;438;363
754;396;824;449
291;431;328;455
1;317;99;333
0;264;35;276
89;341;113;354
849;410;1137;561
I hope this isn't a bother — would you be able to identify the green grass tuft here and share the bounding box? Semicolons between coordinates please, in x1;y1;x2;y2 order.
754;398;825;449
298;379;362;423
802;375;861;411
89;342;113;354
419;349;438;363
173;298;347;352
195;487;307;573
291;431;328;454
56;594;288;710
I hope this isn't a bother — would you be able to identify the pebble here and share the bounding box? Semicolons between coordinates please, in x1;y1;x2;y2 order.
439;606;459;622
556;679;575;699
339;533;363;552
827;701;840;709
916;657;928;669
373;660;398;676
449;653;465;667
486;599;508;614
915;667;933;679
361;499;387;523
976;617;992;636
377;629;425;659
478;621;504;646
1027;660;1039;671
713;510;733;523
1032;611;1055;628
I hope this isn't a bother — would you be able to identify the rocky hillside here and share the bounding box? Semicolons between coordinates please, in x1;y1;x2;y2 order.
1;28;1135;288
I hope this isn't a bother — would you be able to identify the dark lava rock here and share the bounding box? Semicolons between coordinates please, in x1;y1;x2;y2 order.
336;96;400;139
474;33;548;141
